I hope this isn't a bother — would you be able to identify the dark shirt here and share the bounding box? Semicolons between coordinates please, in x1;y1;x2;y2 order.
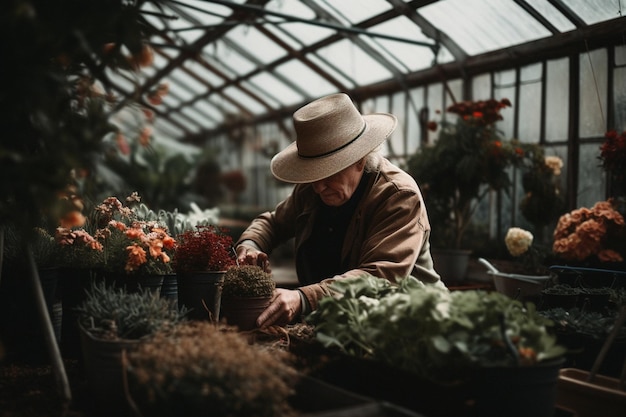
298;172;370;284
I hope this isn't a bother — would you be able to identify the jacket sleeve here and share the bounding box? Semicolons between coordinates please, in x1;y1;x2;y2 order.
235;190;298;253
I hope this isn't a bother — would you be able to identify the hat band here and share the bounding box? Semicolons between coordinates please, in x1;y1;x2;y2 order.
297;123;367;159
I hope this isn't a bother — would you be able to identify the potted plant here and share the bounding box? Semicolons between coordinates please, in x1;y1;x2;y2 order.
124;321;298;417
76;280;187;415
219;265;276;331
406;98;528;281
173;225;236;321
305;275;567;417
552;199;626;272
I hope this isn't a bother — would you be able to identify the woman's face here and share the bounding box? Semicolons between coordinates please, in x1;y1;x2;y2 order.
311;159;365;206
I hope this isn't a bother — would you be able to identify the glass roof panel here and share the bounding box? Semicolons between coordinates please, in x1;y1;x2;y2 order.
316;38;394;85
264;0;335;46
362;16;438;72
563;0;624;25
245;72;305;107
182;104;216;126
305;53;356;89
420;0;552;56
524;0;576;32
273;60;338;98
314;0;392;25
223;25;286;65
183;60;225;89
220;86;267;116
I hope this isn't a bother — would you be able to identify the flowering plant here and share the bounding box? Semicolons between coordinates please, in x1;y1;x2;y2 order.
599;129;626;197
96;193;177;276
504;227;548;275
406;98;527;248
520;151;566;241
173;225;236;273
552;199;626;265
54;187;106;269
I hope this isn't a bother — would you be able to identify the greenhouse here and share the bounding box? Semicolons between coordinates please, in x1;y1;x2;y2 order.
1;1;625;416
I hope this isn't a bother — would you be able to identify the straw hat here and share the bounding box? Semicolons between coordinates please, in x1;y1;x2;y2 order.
270;93;397;183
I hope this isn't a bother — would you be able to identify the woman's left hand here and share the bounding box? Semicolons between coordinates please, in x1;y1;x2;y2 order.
256;288;302;328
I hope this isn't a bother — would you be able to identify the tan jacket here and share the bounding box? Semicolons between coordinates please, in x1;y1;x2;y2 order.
237;158;442;310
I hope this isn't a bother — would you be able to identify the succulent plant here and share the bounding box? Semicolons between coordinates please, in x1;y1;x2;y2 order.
221;265;275;298
77;281;187;340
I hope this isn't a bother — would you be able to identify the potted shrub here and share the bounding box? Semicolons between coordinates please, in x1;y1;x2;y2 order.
173;225;236;321
124;321;298;417
219;265;276;331
406;99;529;281
305;275;567;417
76;280;187;415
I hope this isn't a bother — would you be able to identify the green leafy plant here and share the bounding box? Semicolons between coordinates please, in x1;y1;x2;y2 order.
77;281;187;341
221;265;275;298
308;275;566;383
125;321;298;417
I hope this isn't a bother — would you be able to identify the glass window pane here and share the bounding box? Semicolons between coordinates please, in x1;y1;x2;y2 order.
494;69;516;139
578;143;606;207
545;57;570;142
407;87;425;154
518;63;542;143
579;48;608;137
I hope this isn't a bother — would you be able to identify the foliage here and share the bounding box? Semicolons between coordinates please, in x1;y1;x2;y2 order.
307;275;566;383
540;307;626;340
599;129;626;176
125;321;298;417
406;98;528;248
77;280;186;341
520;150;566;239
173;225;236;273
221;265;275;298
552;199;626;264
0;0;164;236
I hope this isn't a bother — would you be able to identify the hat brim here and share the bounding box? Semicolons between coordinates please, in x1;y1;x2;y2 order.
270;113;397;183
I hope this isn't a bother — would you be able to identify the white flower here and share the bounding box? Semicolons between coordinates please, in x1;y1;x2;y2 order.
505;227;533;257
545;156;563;176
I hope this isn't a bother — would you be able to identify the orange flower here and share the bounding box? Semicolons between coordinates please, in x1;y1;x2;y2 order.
60;211;86;229
126;244;148;272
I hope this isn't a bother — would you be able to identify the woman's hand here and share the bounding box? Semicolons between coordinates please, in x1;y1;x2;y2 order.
256;288;302;328
236;244;271;272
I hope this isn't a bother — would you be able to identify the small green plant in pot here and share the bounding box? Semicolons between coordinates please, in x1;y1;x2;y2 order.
76;281;187;415
220;265;276;331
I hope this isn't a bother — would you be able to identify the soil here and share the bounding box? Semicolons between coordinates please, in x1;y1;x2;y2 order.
0;358;88;417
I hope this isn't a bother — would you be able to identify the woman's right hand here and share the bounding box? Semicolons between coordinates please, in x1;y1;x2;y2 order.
236;244;271;273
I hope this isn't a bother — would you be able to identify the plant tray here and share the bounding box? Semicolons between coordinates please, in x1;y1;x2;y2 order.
556;368;626;417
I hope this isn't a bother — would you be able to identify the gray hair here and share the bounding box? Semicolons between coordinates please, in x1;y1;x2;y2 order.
363;145;384;173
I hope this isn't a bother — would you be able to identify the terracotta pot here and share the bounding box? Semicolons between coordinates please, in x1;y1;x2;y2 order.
220;296;271;331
